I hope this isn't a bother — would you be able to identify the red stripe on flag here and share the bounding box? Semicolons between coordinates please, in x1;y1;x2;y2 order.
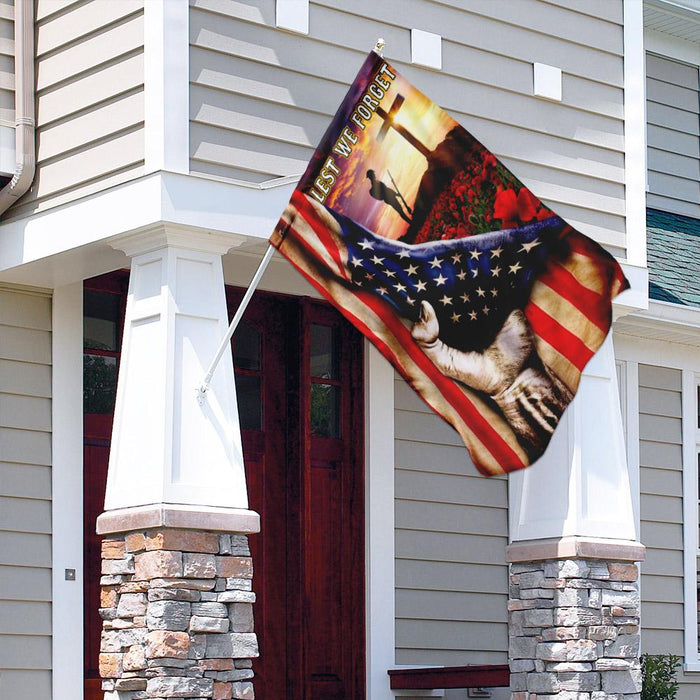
284;211;527;473
292;190;349;281
538;262;610;333
525;303;594;372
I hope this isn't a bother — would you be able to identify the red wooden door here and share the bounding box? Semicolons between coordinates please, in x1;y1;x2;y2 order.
82;277;365;700
229;290;365;700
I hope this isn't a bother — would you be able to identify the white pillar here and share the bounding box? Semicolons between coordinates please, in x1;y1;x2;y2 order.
97;226;258;533
508;334;642;555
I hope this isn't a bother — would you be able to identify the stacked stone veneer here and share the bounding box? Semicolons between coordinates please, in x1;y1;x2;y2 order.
99;529;257;700
509;558;641;699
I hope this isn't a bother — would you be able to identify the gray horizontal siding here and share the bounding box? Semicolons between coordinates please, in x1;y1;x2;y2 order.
394;376;508;665
646;53;700;218
638;363;686;661
189;0;627;257
0;287;52;699
7;0;145;220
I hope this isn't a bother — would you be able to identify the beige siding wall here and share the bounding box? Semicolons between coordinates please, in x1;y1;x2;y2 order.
6;0;145;220
0;285;52;699
646;53;700;218
189;0;627;258
637;363;700;699
0;0;13;127
394;376;509;665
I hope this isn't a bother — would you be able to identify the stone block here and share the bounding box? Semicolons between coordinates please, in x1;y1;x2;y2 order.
523;608;553;628
558;671;601;691
509;672;527;691
125;532;146;552
554;588;589;608
123;645;147;671
115;677;147;691
205;633;259;659
191;616;230;633
601;589;639;608
544;560;590;579
217;669;255;682
216;557;253;579
555;607;602;627
509;636;537;659
99;652;123;678
231;681;255;699
565;639;598;661
184;553;217;579
509;659;535;673
230;536;250;556
541;627;586;641
601;669;642;694
118;581;150;594
118;628;148;647
147;600;191;631
588;626;617;641
116;593;148;618
135;551;183;580
229;604;254;633
604;633;640;659
101;631;121;653
193;602;228;618
146;676;214;697
547;662;593;672
149;588;201;602
218;590;256;604
595;658;633;671
201;659;235;671
588;564;611;580
518;571;546;588
102;557;135;575
146;630;191;659
537;642;567;661
102;539;126;559
146;529;220;553
608;563;638;582
101;587;119;609
527;672;560;693
521;587;555;600
213;680;233;699
588;588;602;609
150;577;215;590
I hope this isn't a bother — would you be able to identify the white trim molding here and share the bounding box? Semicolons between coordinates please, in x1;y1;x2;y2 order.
51;283;85;699
365;343;397;699
144;0;189;174
624;0;648;268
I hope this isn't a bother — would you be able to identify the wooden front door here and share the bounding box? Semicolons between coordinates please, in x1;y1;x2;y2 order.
229;289;366;700
82;276;365;700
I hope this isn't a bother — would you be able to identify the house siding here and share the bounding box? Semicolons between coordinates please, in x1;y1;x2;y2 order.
0;285;52;700
394;375;509;666
189;0;627;258
0;0;13;127
637;363;700;698
646;52;700;219
6;0;145;220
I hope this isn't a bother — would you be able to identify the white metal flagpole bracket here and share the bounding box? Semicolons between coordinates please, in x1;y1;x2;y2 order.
196;244;276;404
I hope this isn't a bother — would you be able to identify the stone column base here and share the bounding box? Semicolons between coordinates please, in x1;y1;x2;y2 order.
98;527;257;700
507;542;643;700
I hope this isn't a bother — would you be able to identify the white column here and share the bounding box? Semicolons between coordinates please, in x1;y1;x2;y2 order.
98;227;257;531
508;334;641;554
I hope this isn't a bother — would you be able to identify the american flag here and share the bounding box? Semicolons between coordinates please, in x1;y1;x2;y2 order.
271;190;628;476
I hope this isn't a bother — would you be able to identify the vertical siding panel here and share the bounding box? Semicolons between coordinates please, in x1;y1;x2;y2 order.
0;287;52;700
0;0;14;125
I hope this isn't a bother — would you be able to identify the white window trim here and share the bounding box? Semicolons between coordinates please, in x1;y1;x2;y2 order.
682;370;700;670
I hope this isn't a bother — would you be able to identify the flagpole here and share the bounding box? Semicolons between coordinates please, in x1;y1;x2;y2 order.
197;244;275;403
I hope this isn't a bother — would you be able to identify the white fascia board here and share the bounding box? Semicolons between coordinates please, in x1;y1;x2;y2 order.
645;28;700;64
0;172;296;285
616;299;700;347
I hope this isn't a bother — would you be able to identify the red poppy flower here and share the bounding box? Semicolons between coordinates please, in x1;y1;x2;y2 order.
516;188;539;222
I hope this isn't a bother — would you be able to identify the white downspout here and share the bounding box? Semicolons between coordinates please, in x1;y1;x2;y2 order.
0;0;35;215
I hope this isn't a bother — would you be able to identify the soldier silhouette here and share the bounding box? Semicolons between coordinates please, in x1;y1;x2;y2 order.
366;169;412;224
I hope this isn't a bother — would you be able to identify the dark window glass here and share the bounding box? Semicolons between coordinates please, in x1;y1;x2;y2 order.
310;324;338;379
234;322;261;371
84;291;120;351
311;383;340;438
84;354;118;414
236;374;262;431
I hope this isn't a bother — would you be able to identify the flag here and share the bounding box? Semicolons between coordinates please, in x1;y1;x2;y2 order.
270;50;628;476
